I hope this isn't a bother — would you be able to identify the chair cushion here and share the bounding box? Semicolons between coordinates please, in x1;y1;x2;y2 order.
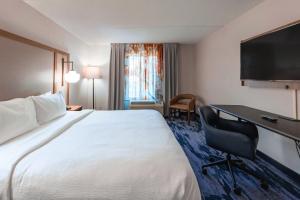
177;99;191;104
170;103;189;110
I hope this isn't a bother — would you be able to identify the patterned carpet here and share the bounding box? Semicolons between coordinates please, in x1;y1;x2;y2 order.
166;118;300;200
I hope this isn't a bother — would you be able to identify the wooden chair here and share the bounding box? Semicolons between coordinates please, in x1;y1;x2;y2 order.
169;94;196;125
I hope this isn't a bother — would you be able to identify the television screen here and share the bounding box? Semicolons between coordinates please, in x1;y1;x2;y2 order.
241;23;300;80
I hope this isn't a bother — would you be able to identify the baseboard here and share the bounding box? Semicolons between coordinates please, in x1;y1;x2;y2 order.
256;150;300;183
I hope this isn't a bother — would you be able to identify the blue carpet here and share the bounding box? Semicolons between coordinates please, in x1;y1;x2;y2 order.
166;118;300;200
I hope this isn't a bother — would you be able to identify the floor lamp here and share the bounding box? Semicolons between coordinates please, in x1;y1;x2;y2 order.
84;66;101;109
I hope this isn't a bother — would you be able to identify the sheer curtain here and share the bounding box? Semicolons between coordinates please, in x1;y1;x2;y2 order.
124;44;163;107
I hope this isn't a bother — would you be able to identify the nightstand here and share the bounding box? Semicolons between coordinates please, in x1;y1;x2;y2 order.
67;105;83;111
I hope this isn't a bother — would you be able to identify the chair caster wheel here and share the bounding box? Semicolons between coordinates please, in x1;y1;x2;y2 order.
260;180;268;190
234;187;242;195
202;168;207;175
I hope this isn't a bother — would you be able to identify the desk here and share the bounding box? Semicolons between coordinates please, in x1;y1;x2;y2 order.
210;105;300;158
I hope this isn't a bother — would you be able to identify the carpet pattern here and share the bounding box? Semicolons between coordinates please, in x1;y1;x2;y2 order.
166;118;300;200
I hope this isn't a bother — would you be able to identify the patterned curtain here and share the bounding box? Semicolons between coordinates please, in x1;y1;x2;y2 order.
124;44;163;107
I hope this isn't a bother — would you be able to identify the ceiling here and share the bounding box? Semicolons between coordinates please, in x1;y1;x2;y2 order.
24;0;263;45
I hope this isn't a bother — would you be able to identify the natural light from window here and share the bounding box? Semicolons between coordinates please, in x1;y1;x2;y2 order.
128;55;158;101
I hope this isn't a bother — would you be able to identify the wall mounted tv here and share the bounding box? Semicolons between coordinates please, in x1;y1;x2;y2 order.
241;23;300;81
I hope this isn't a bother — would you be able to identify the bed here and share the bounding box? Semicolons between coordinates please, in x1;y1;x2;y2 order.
0;109;201;200
0;30;200;200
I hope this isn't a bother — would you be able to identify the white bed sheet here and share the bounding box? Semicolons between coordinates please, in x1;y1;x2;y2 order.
0;110;201;200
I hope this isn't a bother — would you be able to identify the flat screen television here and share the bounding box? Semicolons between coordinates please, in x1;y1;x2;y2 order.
241;23;300;81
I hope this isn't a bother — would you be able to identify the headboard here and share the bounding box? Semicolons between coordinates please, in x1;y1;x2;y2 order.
0;29;70;103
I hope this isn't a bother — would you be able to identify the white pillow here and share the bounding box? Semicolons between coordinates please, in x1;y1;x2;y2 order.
32;91;67;125
0;97;39;144
41;91;52;96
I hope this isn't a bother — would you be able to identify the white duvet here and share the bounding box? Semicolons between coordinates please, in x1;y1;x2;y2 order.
0;110;201;200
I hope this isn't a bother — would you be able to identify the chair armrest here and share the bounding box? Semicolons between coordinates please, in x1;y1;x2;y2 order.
170;96;180;105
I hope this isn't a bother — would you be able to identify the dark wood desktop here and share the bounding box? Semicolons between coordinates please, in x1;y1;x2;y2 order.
210;105;300;158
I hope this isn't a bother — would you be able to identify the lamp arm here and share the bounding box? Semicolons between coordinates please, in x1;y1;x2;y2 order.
62;58;74;70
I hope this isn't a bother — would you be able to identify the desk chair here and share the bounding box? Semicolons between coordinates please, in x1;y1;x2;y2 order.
199;106;268;195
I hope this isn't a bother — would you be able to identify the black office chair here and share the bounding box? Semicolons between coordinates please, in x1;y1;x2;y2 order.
199;106;268;195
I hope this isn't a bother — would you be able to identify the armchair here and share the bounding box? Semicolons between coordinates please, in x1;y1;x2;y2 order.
169;94;195;124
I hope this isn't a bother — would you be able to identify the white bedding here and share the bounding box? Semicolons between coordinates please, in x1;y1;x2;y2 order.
0;110;201;200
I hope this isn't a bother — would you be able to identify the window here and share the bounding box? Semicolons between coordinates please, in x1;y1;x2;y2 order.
124;44;163;106
128;55;157;100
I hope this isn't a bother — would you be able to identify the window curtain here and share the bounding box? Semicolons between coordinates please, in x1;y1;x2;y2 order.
163;43;179;116
108;43;126;110
124;44;163;107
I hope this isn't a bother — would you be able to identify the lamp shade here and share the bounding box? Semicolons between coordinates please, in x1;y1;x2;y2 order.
83;66;101;79
65;70;80;83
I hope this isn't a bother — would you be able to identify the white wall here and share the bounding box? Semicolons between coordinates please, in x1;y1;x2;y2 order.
77;43;195;110
0;0;195;110
85;44;196;109
0;0;112;109
0;0;89;104
80;45;111;110
179;44;197;94
0;0;90;74
194;0;300;173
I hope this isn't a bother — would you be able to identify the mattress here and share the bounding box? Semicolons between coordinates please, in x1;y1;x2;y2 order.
0;110;201;200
